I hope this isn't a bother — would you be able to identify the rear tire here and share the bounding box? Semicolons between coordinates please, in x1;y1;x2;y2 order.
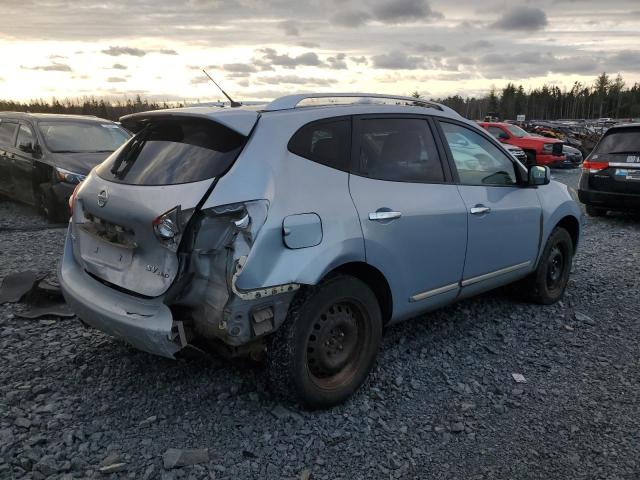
517;227;573;305
586;205;607;217
267;275;382;409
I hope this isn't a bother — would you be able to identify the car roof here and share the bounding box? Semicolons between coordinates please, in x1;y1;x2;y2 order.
479;121;509;127
0;112;116;123
121;93;465;136
605;122;640;131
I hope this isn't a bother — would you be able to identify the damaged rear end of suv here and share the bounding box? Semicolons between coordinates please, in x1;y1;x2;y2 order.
59;107;302;359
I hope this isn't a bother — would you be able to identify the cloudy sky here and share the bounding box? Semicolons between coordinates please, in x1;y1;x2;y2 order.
1;0;639;102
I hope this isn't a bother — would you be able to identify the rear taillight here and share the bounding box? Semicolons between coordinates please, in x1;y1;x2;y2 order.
582;160;609;172
152;206;194;252
68;183;81;216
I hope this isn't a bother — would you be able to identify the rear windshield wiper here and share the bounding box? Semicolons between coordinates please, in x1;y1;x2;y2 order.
110;125;152;179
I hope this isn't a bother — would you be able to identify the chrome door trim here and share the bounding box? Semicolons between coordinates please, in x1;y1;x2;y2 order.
369;211;402;221
470;206;491;215
609;162;640;168
410;282;459;302
461;261;531;287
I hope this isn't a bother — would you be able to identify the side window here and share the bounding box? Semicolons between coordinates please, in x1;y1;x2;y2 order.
16;124;35;150
357;118;444;183
487;126;507;139
288;119;351;171
0;122;19;147
440;122;518;186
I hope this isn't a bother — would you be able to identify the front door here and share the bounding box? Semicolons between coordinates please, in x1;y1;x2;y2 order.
13;123;37;205
0;121;19;196
349;116;468;321
437;120;541;291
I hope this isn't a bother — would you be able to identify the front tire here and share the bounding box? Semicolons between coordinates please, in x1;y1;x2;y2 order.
518;227;573;305
37;183;67;223
267;275;382;409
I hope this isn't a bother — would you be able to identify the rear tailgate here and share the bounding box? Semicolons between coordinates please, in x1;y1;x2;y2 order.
587;126;640;194
72;177;213;297
589;155;640;194
71;109;258;297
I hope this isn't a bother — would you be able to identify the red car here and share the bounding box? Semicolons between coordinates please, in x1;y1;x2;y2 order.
479;122;566;167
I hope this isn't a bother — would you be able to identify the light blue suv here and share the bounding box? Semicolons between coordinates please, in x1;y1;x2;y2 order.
59;94;583;408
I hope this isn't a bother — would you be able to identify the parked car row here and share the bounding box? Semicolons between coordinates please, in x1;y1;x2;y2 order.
0;113;130;221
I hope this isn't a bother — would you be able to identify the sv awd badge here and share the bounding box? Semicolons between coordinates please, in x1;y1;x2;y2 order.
145;265;170;278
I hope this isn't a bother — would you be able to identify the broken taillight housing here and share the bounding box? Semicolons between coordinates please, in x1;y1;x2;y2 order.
68;183;82;216
153;206;195;252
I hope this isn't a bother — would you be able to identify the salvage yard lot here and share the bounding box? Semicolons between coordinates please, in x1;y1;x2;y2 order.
1;169;639;480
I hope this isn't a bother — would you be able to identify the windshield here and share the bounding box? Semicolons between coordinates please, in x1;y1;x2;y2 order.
39;121;130;153
594;128;640;155
505;124;529;138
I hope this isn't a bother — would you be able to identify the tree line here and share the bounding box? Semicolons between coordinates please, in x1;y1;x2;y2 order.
0;95;177;121
432;73;640;121
2;72;640;122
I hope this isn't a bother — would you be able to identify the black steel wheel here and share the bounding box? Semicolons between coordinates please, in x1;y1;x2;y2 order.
517;227;573;305
268;275;382;409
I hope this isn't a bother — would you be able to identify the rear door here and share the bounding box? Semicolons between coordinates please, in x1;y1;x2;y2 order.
12;122;37;204
587;126;640;195
0;120;19;196
73;115;254;297
348;116;467;320
437;120;541;291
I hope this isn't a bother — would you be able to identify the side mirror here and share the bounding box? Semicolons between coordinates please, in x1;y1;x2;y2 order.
528;165;550;186
18;142;34;153
498;133;509;141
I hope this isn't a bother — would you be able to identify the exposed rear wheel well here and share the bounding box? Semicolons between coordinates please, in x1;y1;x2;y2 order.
556;215;580;252
326;262;393;324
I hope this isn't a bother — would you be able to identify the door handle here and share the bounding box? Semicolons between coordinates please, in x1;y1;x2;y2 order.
369;211;402;221
470;205;491;215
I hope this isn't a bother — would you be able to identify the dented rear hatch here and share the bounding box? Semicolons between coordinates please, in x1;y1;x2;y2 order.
71;109;258;297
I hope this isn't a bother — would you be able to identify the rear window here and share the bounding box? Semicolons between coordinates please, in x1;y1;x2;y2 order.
288;119;351;171
594;128;640;155
96;118;246;185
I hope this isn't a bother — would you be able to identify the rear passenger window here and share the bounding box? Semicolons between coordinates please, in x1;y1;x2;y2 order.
0;122;18;146
357;118;444;183
288;119;351;171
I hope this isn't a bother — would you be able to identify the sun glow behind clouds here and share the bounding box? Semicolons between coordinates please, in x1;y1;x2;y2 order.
1;0;640;102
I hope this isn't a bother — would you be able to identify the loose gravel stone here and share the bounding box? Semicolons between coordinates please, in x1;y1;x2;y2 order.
1;169;639;479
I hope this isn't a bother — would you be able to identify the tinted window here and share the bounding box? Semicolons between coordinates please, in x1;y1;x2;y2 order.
593;127;640;155
358;118;444;183
39;121;129;153
0;122;18;147
96;118;246;186
16;124;35;149
288;119;350;171
441;122;517;186
487;126;506;139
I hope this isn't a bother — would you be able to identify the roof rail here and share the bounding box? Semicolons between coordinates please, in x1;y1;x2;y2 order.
263;93;443;112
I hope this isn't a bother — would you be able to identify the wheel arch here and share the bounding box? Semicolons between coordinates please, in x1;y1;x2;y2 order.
321;261;393;325
555;215;580;252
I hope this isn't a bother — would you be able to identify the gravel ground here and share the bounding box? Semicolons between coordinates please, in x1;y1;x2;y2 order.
1;170;639;480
